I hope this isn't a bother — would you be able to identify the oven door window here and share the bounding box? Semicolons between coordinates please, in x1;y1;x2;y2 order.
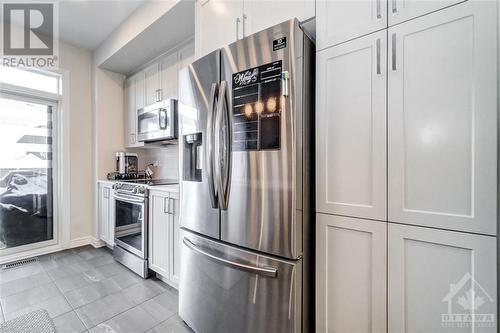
115;199;143;254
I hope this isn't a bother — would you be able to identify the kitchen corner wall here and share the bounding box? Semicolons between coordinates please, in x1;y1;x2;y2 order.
127;145;179;180
58;41;93;243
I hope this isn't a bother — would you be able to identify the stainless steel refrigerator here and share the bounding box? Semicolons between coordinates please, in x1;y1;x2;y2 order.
178;19;314;333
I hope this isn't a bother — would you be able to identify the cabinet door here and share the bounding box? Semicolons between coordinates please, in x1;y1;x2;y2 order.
316;31;387;221
388;0;466;26
388;1;497;235
388;224;497;333
316;213;387;333
144;63;160;106
160;52;178;101
243;0;314;36
169;193;180;286
135;72;145;111
195;0;243;58
98;185;110;243
149;192;170;277
124;77;137;146
316;0;387;50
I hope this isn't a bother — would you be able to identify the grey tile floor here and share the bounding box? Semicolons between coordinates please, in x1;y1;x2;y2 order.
0;246;193;333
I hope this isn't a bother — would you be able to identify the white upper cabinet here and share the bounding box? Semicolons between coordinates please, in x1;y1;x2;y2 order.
124;77;137;147
388;0;466;26
388;223;497;333
316;214;387;333
316;0;387;50
244;0;314;36
135;71;145;111
388;1;497;235
317;31;387;221
144;63;161;106
178;41;195;72
195;0;244;58
160;52;179;101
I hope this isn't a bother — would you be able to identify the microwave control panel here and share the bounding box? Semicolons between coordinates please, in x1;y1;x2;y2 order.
232;61;282;151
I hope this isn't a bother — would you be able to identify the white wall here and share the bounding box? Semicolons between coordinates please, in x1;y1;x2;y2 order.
58;41;93;243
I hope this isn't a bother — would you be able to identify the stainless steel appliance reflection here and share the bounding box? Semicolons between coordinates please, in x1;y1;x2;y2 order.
178;19;314;333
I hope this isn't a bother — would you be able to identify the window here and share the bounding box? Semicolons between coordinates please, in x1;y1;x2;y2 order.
0;67;61;94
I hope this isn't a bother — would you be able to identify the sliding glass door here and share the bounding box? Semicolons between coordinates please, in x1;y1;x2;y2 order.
0;94;57;251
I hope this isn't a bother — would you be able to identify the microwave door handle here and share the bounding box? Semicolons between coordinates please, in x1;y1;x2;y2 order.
159;108;167;130
215;80;231;210
183;238;278;278
207;83;218;208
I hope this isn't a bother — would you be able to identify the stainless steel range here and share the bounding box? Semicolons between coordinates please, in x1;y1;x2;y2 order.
112;179;178;278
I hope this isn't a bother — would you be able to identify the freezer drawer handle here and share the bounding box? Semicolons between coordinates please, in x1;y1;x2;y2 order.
183;238;278;278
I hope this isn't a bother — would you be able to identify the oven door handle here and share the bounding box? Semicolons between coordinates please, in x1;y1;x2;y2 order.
113;194;145;204
183;238;278;278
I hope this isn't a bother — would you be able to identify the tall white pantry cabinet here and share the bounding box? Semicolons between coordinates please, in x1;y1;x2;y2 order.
316;1;498;332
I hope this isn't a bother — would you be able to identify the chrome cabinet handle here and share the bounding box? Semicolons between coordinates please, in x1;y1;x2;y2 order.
376;38;381;75
214;80;232;210
170;198;175;215
183;238;278;278
236;17;241;39
206;83;218;209
164;197;170;214
242;14;247;37
392;33;397;71
392;0;397;13
376;0;381;19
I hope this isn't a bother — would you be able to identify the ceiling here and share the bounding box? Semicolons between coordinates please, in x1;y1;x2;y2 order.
57;0;145;50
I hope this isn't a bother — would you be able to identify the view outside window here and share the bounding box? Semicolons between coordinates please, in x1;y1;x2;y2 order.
0;97;54;249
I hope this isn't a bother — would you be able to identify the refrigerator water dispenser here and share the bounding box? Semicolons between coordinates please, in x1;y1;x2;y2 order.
183;133;202;182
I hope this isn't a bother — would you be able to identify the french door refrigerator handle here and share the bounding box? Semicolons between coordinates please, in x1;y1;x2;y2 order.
183;238;278;278
215;80;232;210
206;83;219;209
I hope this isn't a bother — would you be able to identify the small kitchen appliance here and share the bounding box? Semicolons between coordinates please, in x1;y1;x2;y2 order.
137;99;178;142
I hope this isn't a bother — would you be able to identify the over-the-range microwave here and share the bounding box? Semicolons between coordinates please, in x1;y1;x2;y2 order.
137;99;177;142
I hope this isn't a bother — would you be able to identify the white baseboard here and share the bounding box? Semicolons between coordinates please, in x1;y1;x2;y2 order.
90;237;106;248
69;236;93;249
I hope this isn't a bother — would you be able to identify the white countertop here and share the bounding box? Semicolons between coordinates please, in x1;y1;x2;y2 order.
149;184;179;193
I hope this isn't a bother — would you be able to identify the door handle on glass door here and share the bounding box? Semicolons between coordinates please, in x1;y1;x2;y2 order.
206;83;218;209
183;238;278;278
215;80;232;210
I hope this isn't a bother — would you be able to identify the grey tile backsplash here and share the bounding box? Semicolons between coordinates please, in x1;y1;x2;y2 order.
127;145;179;180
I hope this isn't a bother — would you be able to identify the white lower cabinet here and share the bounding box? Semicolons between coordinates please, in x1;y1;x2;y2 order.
316;213;387;333
98;182;114;246
148;190;180;288
388;223;497;333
